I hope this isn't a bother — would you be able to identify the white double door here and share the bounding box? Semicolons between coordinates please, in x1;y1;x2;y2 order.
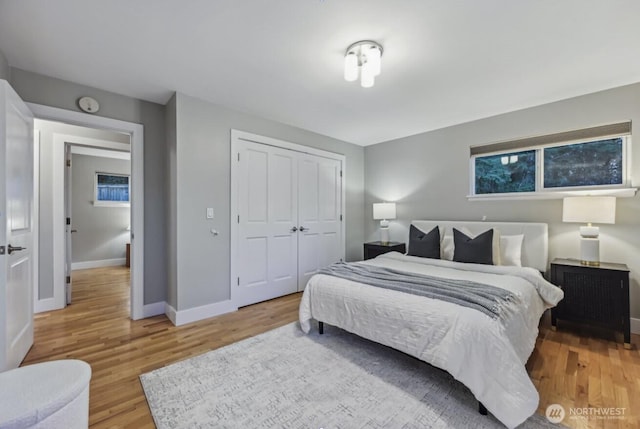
235;140;343;307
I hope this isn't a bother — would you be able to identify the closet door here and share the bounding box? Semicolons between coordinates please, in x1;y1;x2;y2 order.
236;141;299;307
297;154;342;291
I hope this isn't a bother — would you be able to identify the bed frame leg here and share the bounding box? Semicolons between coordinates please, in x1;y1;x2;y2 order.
319;321;324;335
478;402;488;415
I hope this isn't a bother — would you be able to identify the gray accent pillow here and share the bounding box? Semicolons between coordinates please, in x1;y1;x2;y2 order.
453;228;494;265
408;225;440;259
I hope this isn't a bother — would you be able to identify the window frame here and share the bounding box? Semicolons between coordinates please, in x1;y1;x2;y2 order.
93;172;131;207
469;134;632;199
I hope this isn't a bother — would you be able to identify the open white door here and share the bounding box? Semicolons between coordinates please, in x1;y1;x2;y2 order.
0;80;34;372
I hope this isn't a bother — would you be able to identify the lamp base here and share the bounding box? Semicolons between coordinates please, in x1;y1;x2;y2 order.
380;226;390;245
580;237;600;266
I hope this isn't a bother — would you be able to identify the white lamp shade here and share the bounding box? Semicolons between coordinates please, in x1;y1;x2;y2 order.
360;61;375;88
373;202;396;220
562;196;616;224
367;45;381;76
344;52;358;82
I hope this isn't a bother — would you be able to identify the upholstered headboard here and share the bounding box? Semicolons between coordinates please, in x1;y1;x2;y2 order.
411;220;549;272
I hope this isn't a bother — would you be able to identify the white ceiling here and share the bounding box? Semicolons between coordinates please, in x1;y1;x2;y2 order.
2;1;640;146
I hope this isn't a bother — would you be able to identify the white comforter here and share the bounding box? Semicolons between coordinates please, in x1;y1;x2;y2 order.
299;252;563;429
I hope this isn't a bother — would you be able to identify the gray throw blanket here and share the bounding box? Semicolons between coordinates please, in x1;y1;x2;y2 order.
318;262;519;321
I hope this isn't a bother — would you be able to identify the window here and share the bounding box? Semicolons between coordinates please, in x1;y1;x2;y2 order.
474;150;536;194
94;173;130;207
470;122;631;198
543;138;623;188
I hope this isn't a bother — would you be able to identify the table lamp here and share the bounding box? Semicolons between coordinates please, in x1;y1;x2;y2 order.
562;196;616;266
373;202;396;244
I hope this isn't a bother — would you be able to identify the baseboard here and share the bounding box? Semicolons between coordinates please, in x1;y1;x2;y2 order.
143;301;166;318
72;258;126;270
631;317;640;335
164;303;177;325
34;297;61;314
164;300;237;327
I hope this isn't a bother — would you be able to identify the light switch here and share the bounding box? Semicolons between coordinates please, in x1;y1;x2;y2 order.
206;208;214;219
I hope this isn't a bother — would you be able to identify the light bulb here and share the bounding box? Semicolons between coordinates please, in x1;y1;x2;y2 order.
344;52;358;82
501;156;509;165
361;61;375;88
368;45;381;76
510;155;518;164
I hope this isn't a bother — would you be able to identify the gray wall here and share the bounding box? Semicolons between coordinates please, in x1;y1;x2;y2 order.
168;92;364;310
0;48;9;81
71;154;131;263
12;69;166;305
365;82;640;319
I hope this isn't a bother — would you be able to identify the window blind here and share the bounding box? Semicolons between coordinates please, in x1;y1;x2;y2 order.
470;121;631;156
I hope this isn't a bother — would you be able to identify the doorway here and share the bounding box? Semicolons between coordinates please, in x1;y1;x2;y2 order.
29;103;145;320
66;143;131;304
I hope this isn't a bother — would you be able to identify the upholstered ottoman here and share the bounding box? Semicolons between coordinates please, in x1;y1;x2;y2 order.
0;359;91;428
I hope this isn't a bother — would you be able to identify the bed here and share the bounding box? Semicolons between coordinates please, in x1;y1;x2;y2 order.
299;220;564;429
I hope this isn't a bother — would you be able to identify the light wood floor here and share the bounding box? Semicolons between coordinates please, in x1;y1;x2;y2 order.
23;267;640;428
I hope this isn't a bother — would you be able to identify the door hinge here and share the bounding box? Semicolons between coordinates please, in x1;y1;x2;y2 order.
66;217;71;225
0;246;4;255
237;277;240;286
237;215;240;223
66;159;71;167
340;214;343;221
237;153;240;162
340;170;343;177
66;276;71;284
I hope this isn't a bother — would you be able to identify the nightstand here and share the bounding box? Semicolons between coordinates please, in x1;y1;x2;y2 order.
363;241;406;260
550;258;630;349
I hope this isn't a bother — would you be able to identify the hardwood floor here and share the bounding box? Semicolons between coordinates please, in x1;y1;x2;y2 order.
23;267;640;428
23;267;300;428
529;321;640;429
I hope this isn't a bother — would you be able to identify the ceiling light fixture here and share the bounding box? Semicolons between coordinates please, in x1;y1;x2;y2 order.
344;40;383;88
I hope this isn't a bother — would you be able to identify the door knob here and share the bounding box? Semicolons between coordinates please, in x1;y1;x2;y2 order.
71;229;78;233
291;226;298;232
8;244;26;255
299;226;308;232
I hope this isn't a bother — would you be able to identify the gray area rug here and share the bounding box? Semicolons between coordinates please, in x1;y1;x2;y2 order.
140;322;559;429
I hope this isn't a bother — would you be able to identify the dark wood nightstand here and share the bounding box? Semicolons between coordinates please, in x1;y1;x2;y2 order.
363;241;406;260
550;258;630;349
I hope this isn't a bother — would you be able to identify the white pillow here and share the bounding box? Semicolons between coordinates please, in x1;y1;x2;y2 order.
500;234;524;267
441;235;454;260
440;225;465;261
